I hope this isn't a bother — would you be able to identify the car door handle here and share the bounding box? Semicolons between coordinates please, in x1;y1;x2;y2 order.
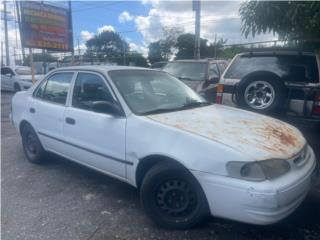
65;117;76;125
29;107;35;113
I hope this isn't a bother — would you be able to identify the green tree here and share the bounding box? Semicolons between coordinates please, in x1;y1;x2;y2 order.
85;31;129;64
127;51;148;67
148;27;183;63
25;53;57;65
175;33;211;59
240;1;320;47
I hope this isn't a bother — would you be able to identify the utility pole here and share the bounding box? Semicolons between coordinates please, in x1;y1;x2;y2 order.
193;0;201;60
15;0;25;63
77;38;81;63
214;33;217;59
1;41;4;66
123;41;126;65
3;0;10;66
68;0;74;65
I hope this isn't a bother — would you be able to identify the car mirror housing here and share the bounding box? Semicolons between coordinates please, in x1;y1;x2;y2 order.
5;73;14;78
208;77;219;84
92;101;123;116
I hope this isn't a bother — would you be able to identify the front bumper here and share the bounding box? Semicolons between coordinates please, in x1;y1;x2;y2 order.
193;147;317;225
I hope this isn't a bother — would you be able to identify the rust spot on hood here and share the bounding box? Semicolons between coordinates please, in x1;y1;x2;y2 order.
270;127;299;147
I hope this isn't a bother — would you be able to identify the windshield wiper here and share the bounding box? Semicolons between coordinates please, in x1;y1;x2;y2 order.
142;107;183;115
178;77;193;81
142;102;210;115
181;101;211;109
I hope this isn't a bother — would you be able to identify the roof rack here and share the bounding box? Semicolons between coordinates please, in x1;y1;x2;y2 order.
241;47;315;55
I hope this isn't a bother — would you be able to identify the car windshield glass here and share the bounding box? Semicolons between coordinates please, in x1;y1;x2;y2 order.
163;62;207;81
15;67;32;75
109;70;208;115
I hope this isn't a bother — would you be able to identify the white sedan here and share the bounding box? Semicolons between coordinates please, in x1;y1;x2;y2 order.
11;66;317;229
1;66;43;92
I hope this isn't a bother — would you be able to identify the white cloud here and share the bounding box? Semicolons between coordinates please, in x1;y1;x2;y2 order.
134;1;277;46
81;30;94;41
129;42;148;57
97;25;115;34
119;11;134;23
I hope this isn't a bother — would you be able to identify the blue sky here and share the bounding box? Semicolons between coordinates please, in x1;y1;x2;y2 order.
2;0;277;63
71;1;150;47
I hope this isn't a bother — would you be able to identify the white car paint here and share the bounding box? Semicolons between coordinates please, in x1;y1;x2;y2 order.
1;66;44;91
11;66;317;225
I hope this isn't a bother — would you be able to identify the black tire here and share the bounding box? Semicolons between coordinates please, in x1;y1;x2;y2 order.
140;162;209;229
14;83;21;92
235;72;286;114
21;123;46;164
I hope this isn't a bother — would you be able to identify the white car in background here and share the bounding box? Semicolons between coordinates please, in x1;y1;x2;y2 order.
11;66;317;229
1;66;44;92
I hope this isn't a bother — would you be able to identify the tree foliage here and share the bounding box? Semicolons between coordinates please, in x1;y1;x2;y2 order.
148;27;183;63
85;31;129;64
240;1;320;42
25;53;57;65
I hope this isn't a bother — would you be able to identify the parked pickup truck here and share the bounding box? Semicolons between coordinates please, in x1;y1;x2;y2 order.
216;50;320;126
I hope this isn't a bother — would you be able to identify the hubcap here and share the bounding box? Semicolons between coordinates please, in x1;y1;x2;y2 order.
26;133;37;155
155;179;197;218
244;81;275;109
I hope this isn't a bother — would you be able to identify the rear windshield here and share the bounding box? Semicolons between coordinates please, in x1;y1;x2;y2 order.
224;55;319;83
163;62;207;81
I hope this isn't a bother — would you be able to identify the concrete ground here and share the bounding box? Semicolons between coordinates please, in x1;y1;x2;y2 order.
1;91;320;240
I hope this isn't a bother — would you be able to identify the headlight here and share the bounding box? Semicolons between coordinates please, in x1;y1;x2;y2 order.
226;159;291;181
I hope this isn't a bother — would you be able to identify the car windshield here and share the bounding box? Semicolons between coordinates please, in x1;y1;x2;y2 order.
109;70;209;115
15;67;32;75
163;62;207;81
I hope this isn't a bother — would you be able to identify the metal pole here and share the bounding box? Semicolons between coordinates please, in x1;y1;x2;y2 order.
193;0;201;60
15;0;25;63
4;0;10;65
68;0;74;65
214;33;217;59
1;41;4;66
29;48;35;84
123;41;126;65
77;38;81;63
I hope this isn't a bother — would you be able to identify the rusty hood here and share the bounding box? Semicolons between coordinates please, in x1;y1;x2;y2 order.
147;105;306;160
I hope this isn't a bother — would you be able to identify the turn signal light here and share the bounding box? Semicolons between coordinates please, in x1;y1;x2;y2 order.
215;84;224;104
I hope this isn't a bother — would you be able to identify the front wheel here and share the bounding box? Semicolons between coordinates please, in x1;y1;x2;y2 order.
140;162;209;229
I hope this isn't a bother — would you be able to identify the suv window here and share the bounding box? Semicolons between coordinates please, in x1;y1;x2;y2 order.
208;63;219;79
1;67;14;76
224;55;319;83
163;62;207;81
41;72;73;104
72;72;115;111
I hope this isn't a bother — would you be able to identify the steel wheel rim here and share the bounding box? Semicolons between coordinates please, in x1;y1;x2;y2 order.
26;133;37;155
244;81;275;109
155;179;197;218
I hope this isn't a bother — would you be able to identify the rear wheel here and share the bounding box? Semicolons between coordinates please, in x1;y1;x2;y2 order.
140;162;209;229
21;123;46;164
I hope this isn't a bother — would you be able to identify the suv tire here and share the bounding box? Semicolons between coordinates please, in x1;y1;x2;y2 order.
21;123;46;164
140;162;209;229
236;72;286;114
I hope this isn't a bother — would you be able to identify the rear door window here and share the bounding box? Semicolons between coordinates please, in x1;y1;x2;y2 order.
225;55;319;83
41;72;74;104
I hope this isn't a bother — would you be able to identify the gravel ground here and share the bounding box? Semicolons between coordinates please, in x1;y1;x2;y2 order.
1;91;320;240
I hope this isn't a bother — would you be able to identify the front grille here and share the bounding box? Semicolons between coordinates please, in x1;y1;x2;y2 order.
293;146;308;167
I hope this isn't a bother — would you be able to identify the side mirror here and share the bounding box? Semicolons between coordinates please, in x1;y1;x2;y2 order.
207;77;219;84
92;101;123;116
5;73;13;78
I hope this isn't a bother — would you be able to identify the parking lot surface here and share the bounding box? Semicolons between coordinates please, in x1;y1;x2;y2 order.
1;91;320;240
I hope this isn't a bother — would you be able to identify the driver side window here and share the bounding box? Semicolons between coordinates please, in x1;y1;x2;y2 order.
208;63;219;79
72;72;115;111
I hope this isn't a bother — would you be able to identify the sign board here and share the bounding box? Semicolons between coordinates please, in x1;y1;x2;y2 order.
20;1;73;51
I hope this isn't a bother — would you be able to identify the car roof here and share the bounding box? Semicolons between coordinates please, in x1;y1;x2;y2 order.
168;59;227;63
238;49;315;56
52;65;152;72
